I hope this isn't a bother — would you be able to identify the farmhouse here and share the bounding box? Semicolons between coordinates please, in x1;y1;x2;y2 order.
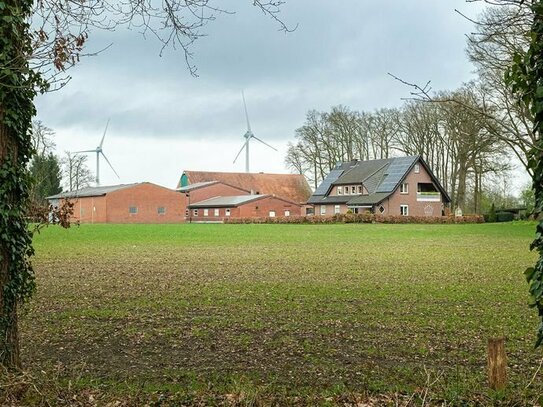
178;170;312;205
308;155;450;217
47;182;184;224
187;194;302;222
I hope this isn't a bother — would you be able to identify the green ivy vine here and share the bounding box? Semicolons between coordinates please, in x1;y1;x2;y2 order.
506;0;543;348
0;0;48;365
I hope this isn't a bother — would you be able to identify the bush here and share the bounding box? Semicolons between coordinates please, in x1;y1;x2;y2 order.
496;211;515;222
487;203;497;223
223;214;484;225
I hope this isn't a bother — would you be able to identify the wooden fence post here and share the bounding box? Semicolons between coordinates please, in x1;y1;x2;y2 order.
487;337;507;390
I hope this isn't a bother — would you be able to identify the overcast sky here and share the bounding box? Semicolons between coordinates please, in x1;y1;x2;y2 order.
36;0;520;191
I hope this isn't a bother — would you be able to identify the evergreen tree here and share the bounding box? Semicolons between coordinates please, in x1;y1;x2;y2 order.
29;153;62;204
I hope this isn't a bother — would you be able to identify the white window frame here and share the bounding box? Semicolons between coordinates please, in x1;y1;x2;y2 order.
284;210;290;217
320;205;326;216
337;186;343;195
400;183;409;194
400;205;409;216
193;209;199;216
414;164;420;174
225;208;231;216
269;210;276;218
185;209;189;217
334;205;340;214
344;186;350;195
351;186;356;194
358;185;363;194
203;209;209;217
214;208;220;216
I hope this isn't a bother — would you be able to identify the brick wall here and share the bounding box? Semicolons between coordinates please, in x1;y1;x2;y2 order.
66;196;107;224
106;183;184;223
189;196;302;222
379;163;444;217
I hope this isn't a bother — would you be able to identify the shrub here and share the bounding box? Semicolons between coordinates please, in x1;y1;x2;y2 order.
496;211;514;222
488;203;497;223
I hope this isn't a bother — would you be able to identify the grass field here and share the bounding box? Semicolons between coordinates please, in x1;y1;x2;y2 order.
21;222;543;404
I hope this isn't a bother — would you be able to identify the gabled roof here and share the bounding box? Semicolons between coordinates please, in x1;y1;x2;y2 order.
187;195;268;208
46;183;140;199
308;155;450;206
176;181;219;192
181;171;312;204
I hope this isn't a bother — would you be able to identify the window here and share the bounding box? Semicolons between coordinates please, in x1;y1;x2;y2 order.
225;208;231;216
306;207;314;216
358;185;363;194
400;183;408;194
334;205;340;214
193;209;198;216
185;209;189;217
203;209;209;217
157;207;166;215
129;206;137;214
344;186;350;195
337;186;343;195
379;206;385;214
284;210;290;217
320;205;326;215
400;205;409;216
351;186;356;194
214;208;219;216
269;210;276;218
414;164;420;174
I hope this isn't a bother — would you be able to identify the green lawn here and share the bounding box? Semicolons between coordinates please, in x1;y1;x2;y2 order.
22;222;542;404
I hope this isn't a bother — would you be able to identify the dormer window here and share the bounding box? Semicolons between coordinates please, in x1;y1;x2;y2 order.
357;185;363;194
344;186;350;195
351;186;356;194
337;186;343;195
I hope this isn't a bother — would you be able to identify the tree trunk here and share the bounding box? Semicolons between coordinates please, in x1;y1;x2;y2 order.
0;118;22;369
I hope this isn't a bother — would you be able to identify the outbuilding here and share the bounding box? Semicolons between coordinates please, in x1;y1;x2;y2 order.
187;194;301;222
47;182;184;224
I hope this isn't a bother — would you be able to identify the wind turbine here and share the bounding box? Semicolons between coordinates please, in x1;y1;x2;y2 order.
233;91;277;173
74;120;120;186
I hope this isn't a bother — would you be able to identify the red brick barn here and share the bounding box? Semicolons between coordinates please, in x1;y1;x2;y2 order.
187;195;302;222
47;182;184;224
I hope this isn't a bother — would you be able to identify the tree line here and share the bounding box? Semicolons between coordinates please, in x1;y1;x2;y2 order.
286;4;534;215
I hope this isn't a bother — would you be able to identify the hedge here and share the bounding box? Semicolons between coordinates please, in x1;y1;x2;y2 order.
223;214;484;224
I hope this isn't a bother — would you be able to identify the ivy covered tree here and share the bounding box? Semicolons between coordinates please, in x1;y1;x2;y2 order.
0;0;290;369
506;0;543;347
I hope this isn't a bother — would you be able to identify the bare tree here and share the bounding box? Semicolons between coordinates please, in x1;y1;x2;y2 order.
61;152;94;191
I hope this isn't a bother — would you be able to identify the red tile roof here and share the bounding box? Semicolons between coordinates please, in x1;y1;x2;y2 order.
180;171;312;204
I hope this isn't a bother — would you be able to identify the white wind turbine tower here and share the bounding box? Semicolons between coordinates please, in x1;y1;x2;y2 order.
74;120;120;186
233;91;277;173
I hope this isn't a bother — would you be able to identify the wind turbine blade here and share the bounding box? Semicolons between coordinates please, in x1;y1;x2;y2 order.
251;135;277;151
242;91;251;132
101;151;120;178
233;139;249;164
73;149;97;154
99;119;110;148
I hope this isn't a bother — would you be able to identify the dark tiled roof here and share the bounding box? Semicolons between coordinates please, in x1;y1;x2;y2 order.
334;159;389;185
46;183;140;199
181;171;312;204
346;192;392;206
307;195;350;205
188;195;267;208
